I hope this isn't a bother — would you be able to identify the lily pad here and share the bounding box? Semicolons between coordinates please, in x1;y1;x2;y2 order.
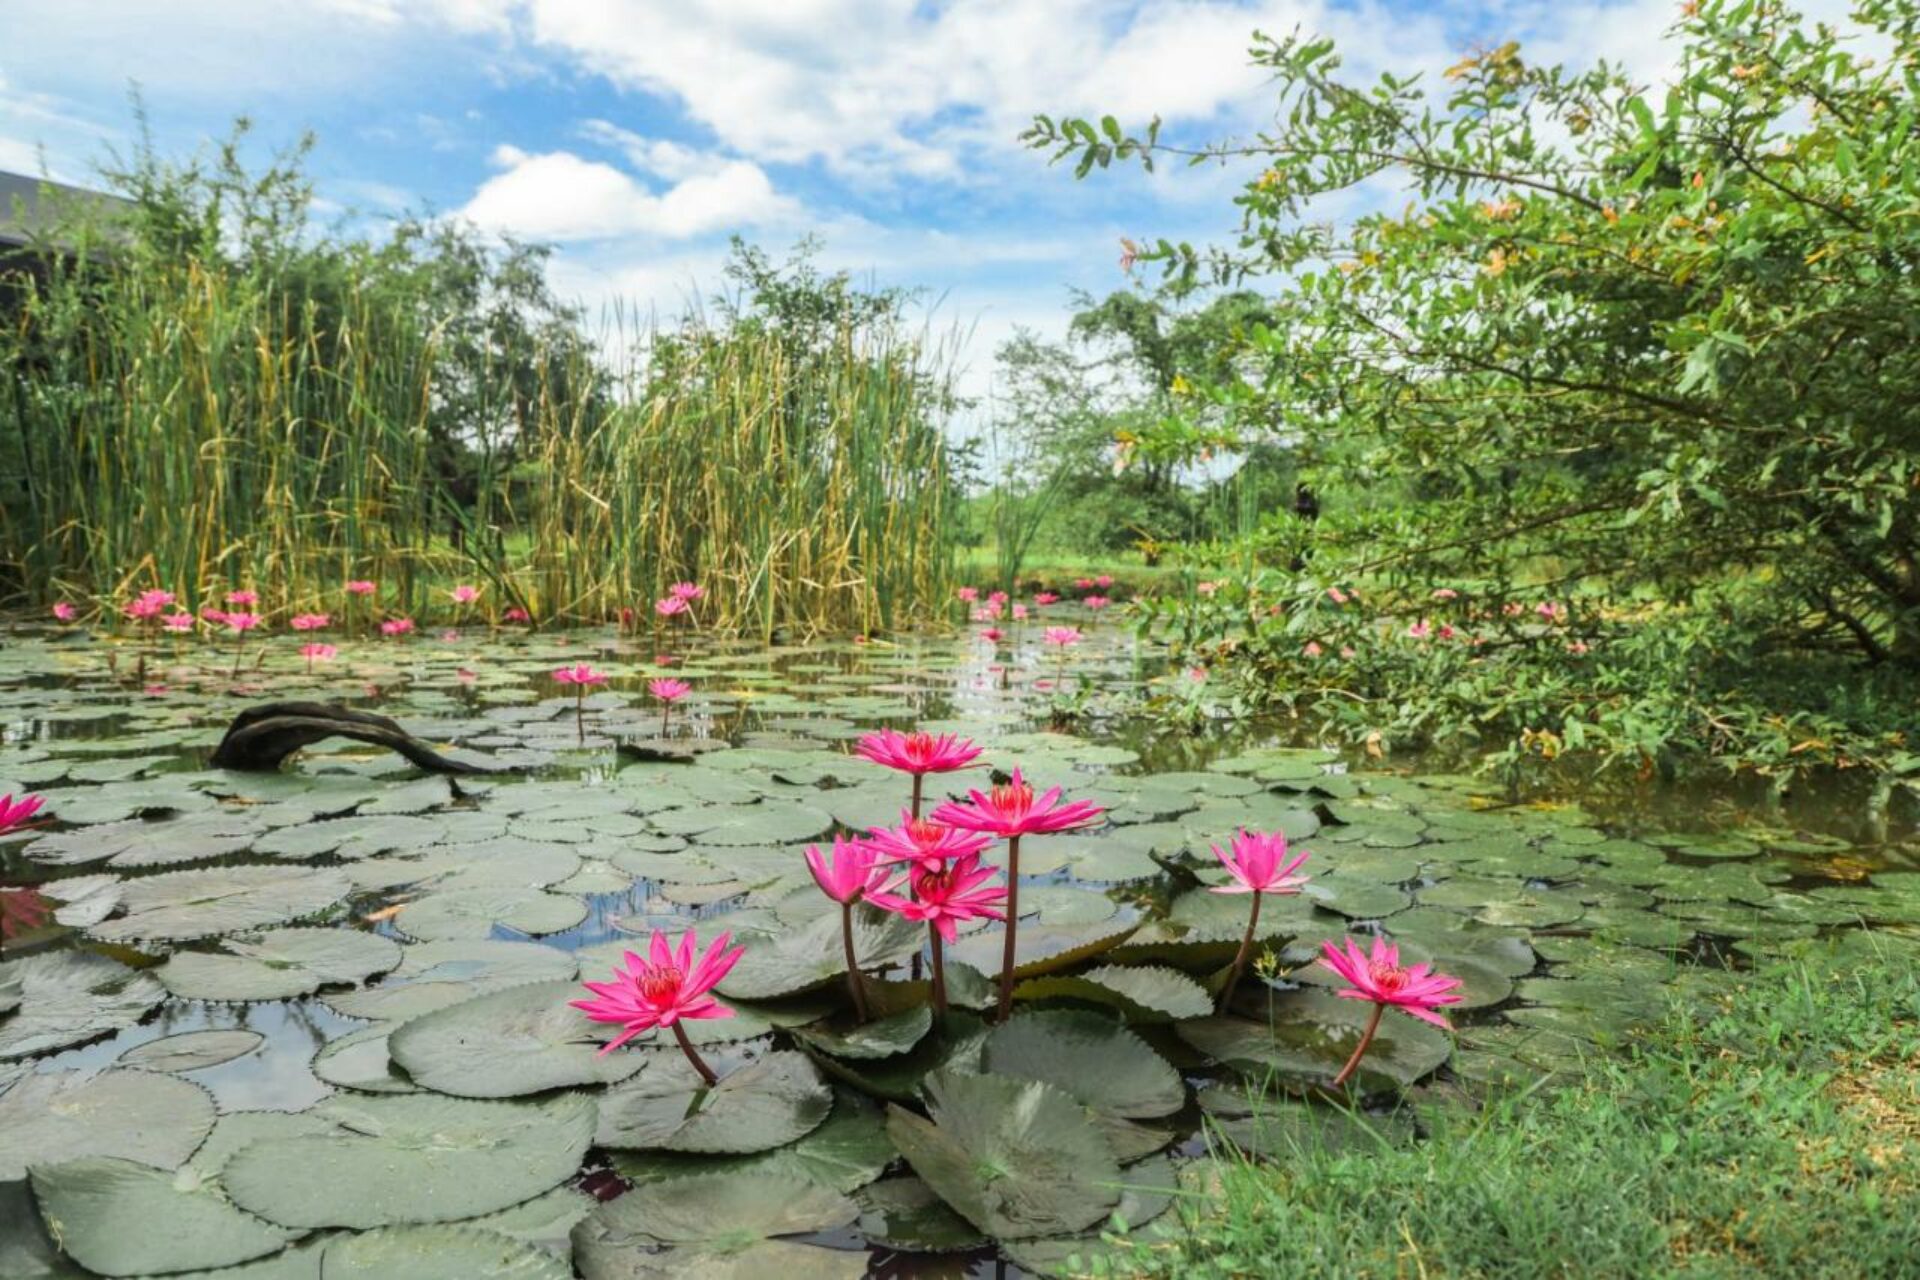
156;928;402;1001
29;1157;294;1276
610;1088;894;1194
984;1010;1185;1119
220;1092;595;1229
886;1069;1122;1239
320;1226;573;1279
1180;988;1453;1091
572;1171;857;1276
0;951;166;1060
720;907;924;1001
792;1006;932;1060
116;1029;265;1073
387;979;649;1097
597;1050;833;1154
853;1176;985;1252
391;887;588;942
0;1070;216;1181
649;801;835;846
90;865;351;944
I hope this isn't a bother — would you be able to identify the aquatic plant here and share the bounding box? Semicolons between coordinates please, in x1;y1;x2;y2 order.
0;792;46;836
854;729;983;817
571;929;745;1085
554;663;609;740
1210;829;1311;1011
803;836;893;1021
867;852;1008;1015
1319;936;1463;1089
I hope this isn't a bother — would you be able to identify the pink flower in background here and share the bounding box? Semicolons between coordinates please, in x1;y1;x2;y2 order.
1011;604;1029;621
1502;602;1525;617
867;854;1007;943
0;793;47;836
1340;645;1356;658
143;684;168;696
1327;587;1349;605
1032;592;1059;606
1187;666;1208;682
503;606;532;623
1432;588;1459;600
572;929;745;1062
648;677;691;702
438;629;461;642
161;613;195;633
1407;619;1432;640
451;584;481;604
1568;639;1591;655
1536;601;1568;623
971;603;1004;623
224;612;263;634
654;596;689;617
1073;577;1095;589
380;617;415;637
201;608;229;626
1042;626;1081;649
987;591;1009;606
803;834;893;905
956;586;979;603
554;663;609;687
1210;830;1311;896
1094;575;1113;588
977;627;1004;643
139;589;176;608
1319;936;1463;1030
301;643;337;671
1196;581;1220;597
290;613;330;631
51;602;76;622
932;766;1103;840
345;580;377;596
669;582;704;601
864;815;993;874
123;596;165;622
1083;595;1110;611
855;729;983;777
1303;641;1324;658
226;590;258;607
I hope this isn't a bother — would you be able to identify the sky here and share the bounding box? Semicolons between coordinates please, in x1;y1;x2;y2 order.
0;0;1759;400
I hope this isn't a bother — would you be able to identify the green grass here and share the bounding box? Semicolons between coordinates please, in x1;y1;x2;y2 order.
1098;953;1920;1279
951;545;1180;596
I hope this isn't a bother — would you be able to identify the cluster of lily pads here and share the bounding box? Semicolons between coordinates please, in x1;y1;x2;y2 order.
2;623;1917;1278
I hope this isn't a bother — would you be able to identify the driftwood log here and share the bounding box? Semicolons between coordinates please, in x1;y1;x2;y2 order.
210;702;505;775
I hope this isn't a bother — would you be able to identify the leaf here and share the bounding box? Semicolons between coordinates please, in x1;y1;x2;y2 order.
791;1006;932;1060
577;1170;855;1249
320;1226;573;1279
984;1009;1186;1118
1013;964;1212;1022
720;906;924;1000
155;927;402;1001
387;979;649;1098
597;1050;833;1155
853;1176;985;1253
0;951;165;1060
89;865;351;944
610;1088;894;1194
0;1070;216;1182
116;1029;265;1073
885;1070;1122;1239
29;1157;294;1277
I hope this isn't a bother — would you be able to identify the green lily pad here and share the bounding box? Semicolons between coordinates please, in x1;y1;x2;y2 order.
1012;964;1213;1023
946;922;1136;981
90;865;352;944
116;1029;265;1073
886;1069;1121;1239
853;1176;985;1253
387;979;649;1097
610;1087;894;1193
0;951;166;1060
312;1026;418;1095
792;1006;932;1060
649;801;835;846
221;1092;595;1229
320;1226;573;1279
391;887;588;942
29;1157;294;1276
597;1050;833;1154
575;1170;856;1251
25;814;257;869
720;907;924;1001
156;928;402;1001
984;1010;1186;1119
0;1070;216;1181
254;815;450;860
1180;988;1453;1091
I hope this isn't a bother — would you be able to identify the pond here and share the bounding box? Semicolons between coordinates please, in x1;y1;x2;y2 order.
3;618;1917;1278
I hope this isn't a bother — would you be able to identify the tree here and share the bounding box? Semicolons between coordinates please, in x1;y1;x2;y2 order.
1028;0;1920;665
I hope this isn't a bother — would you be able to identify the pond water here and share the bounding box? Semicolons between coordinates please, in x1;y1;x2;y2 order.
2;619;1917;1278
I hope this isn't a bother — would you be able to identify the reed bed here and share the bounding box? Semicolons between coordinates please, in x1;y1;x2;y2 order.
0;233;957;637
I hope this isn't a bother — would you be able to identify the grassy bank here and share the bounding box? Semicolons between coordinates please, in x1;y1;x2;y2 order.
1100;945;1920;1279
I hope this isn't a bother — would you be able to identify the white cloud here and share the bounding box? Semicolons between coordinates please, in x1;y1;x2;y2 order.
458;144;802;241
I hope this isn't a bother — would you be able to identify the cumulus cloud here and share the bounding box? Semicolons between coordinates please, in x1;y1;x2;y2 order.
458;143;802;241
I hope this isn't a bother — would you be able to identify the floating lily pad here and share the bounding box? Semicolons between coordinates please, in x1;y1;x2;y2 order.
0;1070;216;1181
25;813;257;869
0;951;166;1060
1181;988;1453;1092
221;1092;595;1229
853;1176;985;1253
312;1026;418;1095
886;1069;1121;1240
1012;964;1213;1023
156;928;402;1001
388;979;649;1097
116;1029;265;1073
391;887;588;941
90;865;351;944
793;1006;932;1060
947;922;1136;981
721;907;924;1001
254;814;451;860
29;1157;294;1276
598;1050;833;1154
985;1010;1185;1119
649;801;835;846
321;1226;573;1279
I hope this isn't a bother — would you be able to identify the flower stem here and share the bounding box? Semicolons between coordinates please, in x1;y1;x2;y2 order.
1217;889;1263;1013
929;926;948;1015
840;900;869;1023
660;702;670;736
1331;1002;1385;1090
995;834;1022;1023
671;1021;718;1087
575;688;586;743
910;772;924;820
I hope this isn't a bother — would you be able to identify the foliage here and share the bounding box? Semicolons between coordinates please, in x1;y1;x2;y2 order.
1096;950;1920;1279
1028;0;1920;774
0;127;956;634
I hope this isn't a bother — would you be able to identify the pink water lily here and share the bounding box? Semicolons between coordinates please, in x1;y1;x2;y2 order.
571;929;745;1084
381;617;414;637
290;613;330;631
301;642;337;673
451;584;481;604
804;836;895;1021
345;580;377;596
1210;830;1312;1011
555;664;608;740
52;602;76;622
1303;641;1323;658
123;596;166;622
1032;592;1059;606
161;613;195;633
864;814;993;874
226;590;258;607
855;729;983;817
1083;595;1110;611
224;612;262;633
932;766;1102;1021
668;581;704;601
654;595;689;618
1094;574;1113;588
0;793;47;837
1042;626;1081;648
649;676;691;733
1319;935;1464;1089
503;606;532;624
977;627;1004;644
956;586;979;603
868;853;1006;1014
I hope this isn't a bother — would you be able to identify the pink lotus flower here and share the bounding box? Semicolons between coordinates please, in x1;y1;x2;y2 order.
1432;588;1459;600
503;606;531;623
987;591;1008;606
956;586;979;603
345;580;377;596
381;617;414;637
1094;575;1113;588
0;793;47;836
438;629;461;642
804;834;891;905
554;664;609;687
139;589;176;608
224;612;263;634
290;613;330;631
1437;624;1457;641
971;605;1003;623
52;602;76;622
1319;935;1464;1088
451;584;481;604
1042;626;1081;648
648;677;691;701
864;815;994;874
1196;581;1220;597
1073;577;1095;590
1340;645;1356;659
301;642;337;672
201;608;229;625
977;627;1004;643
1210;830;1312;1010
123;597;165;622
1032;592;1059;606
1407;619;1432;639
571;928;745;1083
1011;603;1029;621
1083;595;1110;611
161;613;195;633
1536;600;1567;623
654;596;689;618
867;854;1006;944
1568;639;1591;655
1303;641;1323;658
226;590;259;607
1327;587;1349;605
856;729;984;777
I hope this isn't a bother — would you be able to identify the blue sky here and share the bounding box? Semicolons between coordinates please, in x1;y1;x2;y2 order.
0;0;1745;396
